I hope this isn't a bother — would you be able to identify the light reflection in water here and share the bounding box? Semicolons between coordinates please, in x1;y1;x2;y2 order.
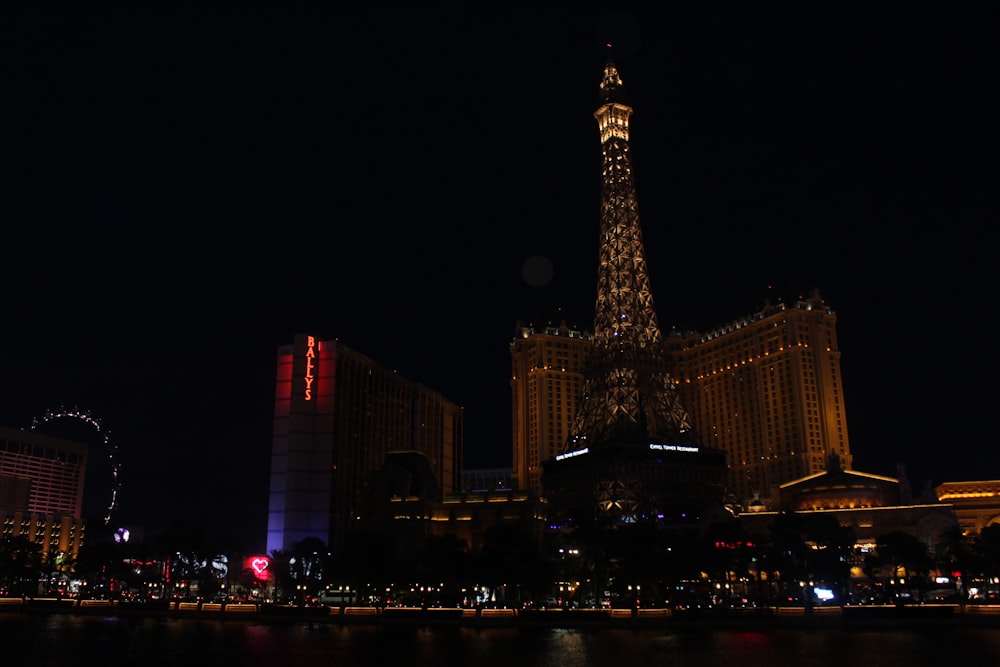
4;616;1000;667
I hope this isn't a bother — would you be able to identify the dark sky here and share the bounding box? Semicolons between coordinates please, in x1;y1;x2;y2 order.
3;7;997;552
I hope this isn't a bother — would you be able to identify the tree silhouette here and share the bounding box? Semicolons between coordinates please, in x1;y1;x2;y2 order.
266;549;292;602
765;511;855;605
415;534;471;604
876;530;932;600
478;523;550;605
288;536;330;602
0;535;42;596
333;529;396;603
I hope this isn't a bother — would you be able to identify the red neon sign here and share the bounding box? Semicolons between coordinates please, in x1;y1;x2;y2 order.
304;335;316;401
244;556;271;580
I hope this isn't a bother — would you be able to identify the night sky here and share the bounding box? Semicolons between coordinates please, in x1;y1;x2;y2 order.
3;7;997;552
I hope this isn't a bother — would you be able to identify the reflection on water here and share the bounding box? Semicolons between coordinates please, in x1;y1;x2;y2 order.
5;614;1000;667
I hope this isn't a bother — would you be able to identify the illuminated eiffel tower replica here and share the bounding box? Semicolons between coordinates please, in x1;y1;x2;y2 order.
542;59;727;528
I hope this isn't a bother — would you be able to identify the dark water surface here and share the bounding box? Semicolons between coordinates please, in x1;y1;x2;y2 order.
5;613;1000;667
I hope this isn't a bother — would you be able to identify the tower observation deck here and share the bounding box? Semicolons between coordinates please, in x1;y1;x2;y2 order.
565;60;697;454
542;60;725;527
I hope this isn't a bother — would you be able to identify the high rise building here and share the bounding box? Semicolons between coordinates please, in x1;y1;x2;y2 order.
0;426;87;561
266;335;463;557
509;319;592;497
0;426;86;517
665;291;853;509
541;60;727;525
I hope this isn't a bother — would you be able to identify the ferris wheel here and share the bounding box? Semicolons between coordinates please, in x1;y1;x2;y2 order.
31;407;123;526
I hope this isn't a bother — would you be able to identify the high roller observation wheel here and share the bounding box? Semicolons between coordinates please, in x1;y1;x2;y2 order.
31;406;122;526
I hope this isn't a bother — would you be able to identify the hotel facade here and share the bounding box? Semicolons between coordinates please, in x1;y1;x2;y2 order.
510;292;853;511
0;426;87;564
667;289;853;509
266;335;463;558
509;319;592;499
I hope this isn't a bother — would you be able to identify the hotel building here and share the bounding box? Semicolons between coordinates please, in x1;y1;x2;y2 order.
511;293;853;513
0;426;87;563
509;320;592;497
666;290;853;509
266;335;463;558
935;480;1000;534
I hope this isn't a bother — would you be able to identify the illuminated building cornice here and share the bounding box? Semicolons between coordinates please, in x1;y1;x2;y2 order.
779;469;899;489
667;290;835;345
740;503;955;517
936;481;1000;499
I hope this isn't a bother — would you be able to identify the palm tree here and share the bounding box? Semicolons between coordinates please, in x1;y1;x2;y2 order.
0;536;42;596
415;534;471;605
333;529;396;604
267;549;293;603
478;523;551;606
765;512;856;606
876;530;932;601
932;524;974;600
289;536;330;603
967;524;1000;598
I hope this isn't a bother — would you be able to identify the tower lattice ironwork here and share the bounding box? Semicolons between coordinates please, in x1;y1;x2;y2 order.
565;60;698;454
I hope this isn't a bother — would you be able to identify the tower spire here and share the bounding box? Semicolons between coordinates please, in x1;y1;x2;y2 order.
566;61;697;452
